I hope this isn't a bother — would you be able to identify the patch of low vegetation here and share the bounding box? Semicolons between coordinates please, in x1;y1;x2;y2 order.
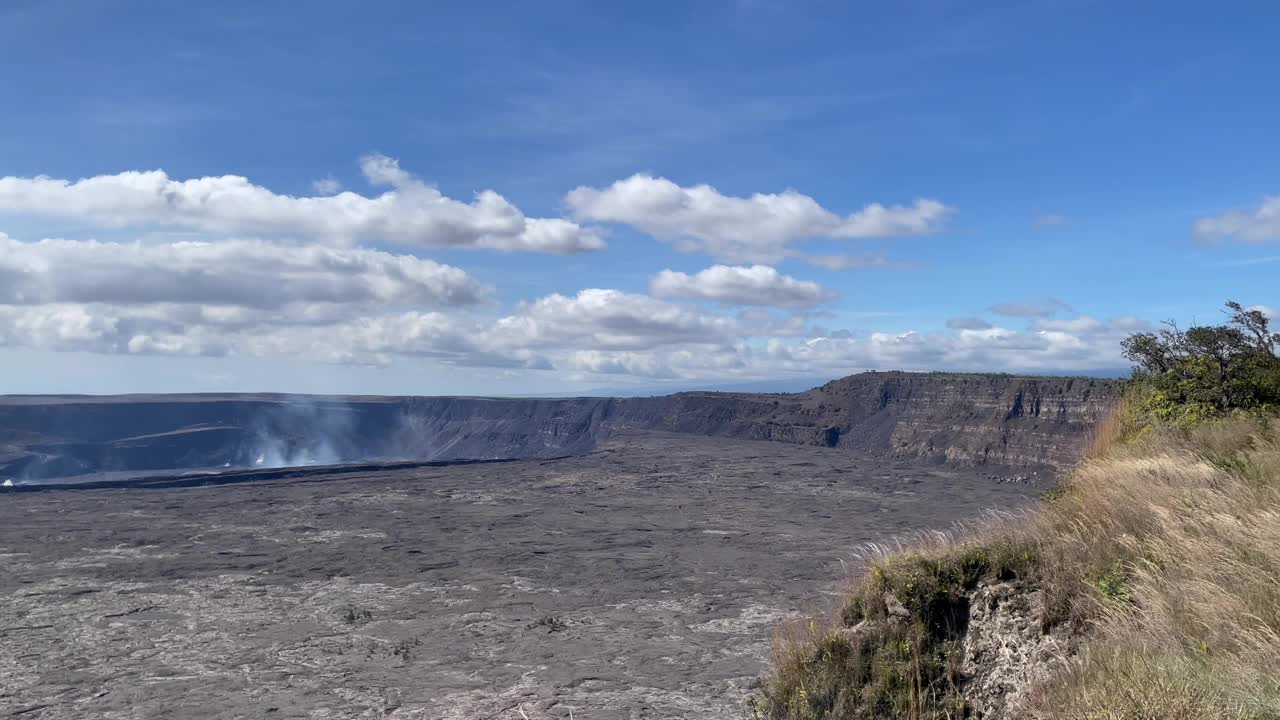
341;606;374;625
528;615;570;633
753;302;1280;719
390;636;421;662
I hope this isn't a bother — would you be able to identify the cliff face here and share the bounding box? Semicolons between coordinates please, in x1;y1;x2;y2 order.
0;372;1119;481
0;395;616;479
605;372;1118;469
815;372;1118;469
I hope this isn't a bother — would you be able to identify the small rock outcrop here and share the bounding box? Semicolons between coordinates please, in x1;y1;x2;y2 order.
961;582;1073;718
831;581;1077;718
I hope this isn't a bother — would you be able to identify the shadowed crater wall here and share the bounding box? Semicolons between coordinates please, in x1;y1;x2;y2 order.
0;371;1118;482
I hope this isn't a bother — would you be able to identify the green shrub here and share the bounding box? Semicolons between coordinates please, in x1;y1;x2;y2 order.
1094;560;1132;605
1123;301;1280;424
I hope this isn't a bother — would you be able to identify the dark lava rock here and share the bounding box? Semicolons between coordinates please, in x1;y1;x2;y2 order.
0;431;1045;719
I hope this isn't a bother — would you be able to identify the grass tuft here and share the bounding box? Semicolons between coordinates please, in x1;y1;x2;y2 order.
754;413;1280;719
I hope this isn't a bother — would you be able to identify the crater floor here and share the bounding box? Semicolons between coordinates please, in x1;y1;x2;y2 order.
0;432;1042;719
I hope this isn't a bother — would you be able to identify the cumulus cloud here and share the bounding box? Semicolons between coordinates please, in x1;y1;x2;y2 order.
0;146;1151;386
564;350;678;378
0;207;1136;381
989;298;1074;318
1194;196;1280;242
233;290;781;371
312;177;343;195
0;234;490;309
649;265;834;308
0;304;233;357
756;322;1119;377
530;319;1127;382
243;311;557;369
0;232;498;362
484;289;743;351
0;269;1138;380
0;155;605;254
611;313;1140;380
564;174;951;263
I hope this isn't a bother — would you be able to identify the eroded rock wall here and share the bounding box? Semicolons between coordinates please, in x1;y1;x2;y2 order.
609;372;1118;471
0;371;1119;481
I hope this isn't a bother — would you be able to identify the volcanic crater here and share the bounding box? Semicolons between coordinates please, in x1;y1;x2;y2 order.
0;372;1116;718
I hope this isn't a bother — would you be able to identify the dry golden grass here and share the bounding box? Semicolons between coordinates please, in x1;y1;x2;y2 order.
755;413;1280;719
1086;392;1135;459
1028;418;1280;719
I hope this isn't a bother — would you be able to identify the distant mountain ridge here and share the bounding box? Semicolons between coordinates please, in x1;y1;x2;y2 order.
0;371;1120;482
517;368;1128;398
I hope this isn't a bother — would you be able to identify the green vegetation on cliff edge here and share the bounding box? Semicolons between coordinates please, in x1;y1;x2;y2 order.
754;303;1280;719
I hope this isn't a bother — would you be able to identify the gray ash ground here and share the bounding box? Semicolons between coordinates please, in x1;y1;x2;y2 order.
0;432;1042;720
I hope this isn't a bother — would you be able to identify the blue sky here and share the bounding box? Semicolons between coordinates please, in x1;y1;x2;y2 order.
1;0;1277;395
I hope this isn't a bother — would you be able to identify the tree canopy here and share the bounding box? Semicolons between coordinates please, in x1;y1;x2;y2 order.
1121;301;1280;421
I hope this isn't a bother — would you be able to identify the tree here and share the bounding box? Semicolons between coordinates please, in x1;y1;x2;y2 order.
1121;301;1280;415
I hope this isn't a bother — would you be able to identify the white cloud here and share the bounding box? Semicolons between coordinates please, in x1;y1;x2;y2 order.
0;146;1143;385
594;313;1140;381
312;177;343;195
0;304;233;357
755;324;1115;377
564;350;677;378
0;281;814;369
0;232;497;362
1194;196;1280;242
483;289;743;351
242;311;552;369
565;174;951;263
0;155;605;254
0;216;1136;381
1035;212;1066;226
0;234;490;309
0;281;1137;379
649;265;833;308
